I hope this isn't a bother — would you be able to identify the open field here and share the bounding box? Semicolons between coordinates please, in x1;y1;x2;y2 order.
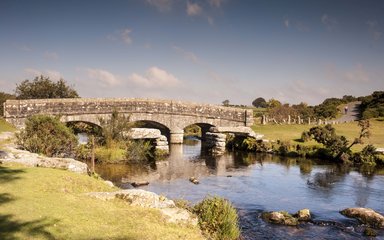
0;163;203;240
252;119;384;151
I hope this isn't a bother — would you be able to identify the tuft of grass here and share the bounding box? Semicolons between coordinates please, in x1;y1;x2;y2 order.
194;196;240;240
0;163;204;240
94;146;126;163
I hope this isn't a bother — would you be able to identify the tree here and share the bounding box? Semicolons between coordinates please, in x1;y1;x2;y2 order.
222;99;230;107
0;92;16;116
252;97;267;108
15;75;79;99
267;98;281;109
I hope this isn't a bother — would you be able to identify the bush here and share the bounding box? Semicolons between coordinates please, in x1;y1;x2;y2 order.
125;139;154;163
95;145;126;163
194;196;240;240
16;115;78;157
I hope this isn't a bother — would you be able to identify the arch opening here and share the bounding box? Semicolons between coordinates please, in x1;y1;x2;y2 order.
131;120;171;141
66;121;103;144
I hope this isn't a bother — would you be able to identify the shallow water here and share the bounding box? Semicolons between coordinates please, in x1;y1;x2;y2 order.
94;139;384;239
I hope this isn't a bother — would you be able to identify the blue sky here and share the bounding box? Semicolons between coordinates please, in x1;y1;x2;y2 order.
0;0;383;105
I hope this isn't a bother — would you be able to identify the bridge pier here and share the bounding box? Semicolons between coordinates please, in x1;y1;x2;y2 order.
170;129;184;144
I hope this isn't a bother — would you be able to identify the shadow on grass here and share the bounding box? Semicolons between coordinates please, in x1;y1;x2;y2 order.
0;165;57;240
0;166;25;183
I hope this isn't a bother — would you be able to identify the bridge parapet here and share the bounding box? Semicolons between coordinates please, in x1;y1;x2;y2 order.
4;98;253;129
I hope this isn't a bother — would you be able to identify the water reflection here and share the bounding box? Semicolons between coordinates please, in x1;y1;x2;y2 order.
94;139;384;239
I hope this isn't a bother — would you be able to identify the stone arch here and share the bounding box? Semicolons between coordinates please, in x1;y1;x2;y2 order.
183;122;216;141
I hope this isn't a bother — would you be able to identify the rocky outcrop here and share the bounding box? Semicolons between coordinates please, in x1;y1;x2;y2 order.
340;207;384;228
0;133;88;174
262;209;312;226
86;189;198;225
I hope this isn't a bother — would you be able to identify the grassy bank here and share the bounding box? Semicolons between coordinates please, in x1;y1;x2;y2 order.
0;163;204;240
0;118;15;133
252;119;384;151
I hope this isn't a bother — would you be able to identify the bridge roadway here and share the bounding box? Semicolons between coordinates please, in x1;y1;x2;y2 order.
3;98;253;143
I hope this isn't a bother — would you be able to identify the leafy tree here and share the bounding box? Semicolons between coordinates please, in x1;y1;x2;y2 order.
313;98;343;119
267;98;282;109
15;75;79;99
98;110;133;148
292;102;314;119
0;92;16;116
222;99;230;107
306;120;370;162
252;97;267;108
16;115;78;157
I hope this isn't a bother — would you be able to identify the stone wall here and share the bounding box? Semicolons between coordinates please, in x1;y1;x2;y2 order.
4;98;254;131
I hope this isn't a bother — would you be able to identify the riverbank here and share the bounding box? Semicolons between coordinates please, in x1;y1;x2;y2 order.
252;118;384;151
0;162;204;239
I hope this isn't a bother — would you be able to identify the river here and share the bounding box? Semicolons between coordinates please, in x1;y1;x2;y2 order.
94;138;384;239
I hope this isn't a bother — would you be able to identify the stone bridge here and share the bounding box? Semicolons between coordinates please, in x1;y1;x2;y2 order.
3;98;253;143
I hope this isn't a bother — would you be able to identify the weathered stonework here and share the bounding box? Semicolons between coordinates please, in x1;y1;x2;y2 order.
4;98;253;144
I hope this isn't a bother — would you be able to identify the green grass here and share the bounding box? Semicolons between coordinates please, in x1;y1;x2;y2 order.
252;119;384;151
0;163;204;240
0;118;16;133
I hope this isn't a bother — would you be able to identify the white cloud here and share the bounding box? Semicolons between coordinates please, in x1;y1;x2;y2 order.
86;68;121;87
128;66;180;88
172;46;199;63
321;14;338;31
24;68;62;80
44;51;59;61
120;28;133;45
367;21;382;41
187;1;202;16
146;0;173;12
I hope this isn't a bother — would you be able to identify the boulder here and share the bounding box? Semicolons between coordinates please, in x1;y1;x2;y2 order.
128;128;162;139
295;209;311;221
86;189;198;225
340;208;384;228
262;211;299;226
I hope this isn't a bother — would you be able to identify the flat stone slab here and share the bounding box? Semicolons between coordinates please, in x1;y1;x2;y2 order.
86;189;197;225
128;128;162;139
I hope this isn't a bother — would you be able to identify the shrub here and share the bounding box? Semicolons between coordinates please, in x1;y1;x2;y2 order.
125;139;154;163
194;196;240;240
300;131;311;142
16;115;78;157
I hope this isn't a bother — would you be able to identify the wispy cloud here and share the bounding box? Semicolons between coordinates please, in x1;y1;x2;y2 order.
344;64;370;83
86;68;121;87
172;45;199;63
128;66;180;88
367;20;382;41
187;1;202;16
120;28;133;45
146;0;173;12
24;68;63;80
283;17;309;32
44;51;59;61
208;0;224;8
321;14;338;31
108;28;133;45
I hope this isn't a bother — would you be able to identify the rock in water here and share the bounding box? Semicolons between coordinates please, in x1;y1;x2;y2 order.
295;209;311;221
340;208;384;228
262;211;299;226
189;177;199;184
